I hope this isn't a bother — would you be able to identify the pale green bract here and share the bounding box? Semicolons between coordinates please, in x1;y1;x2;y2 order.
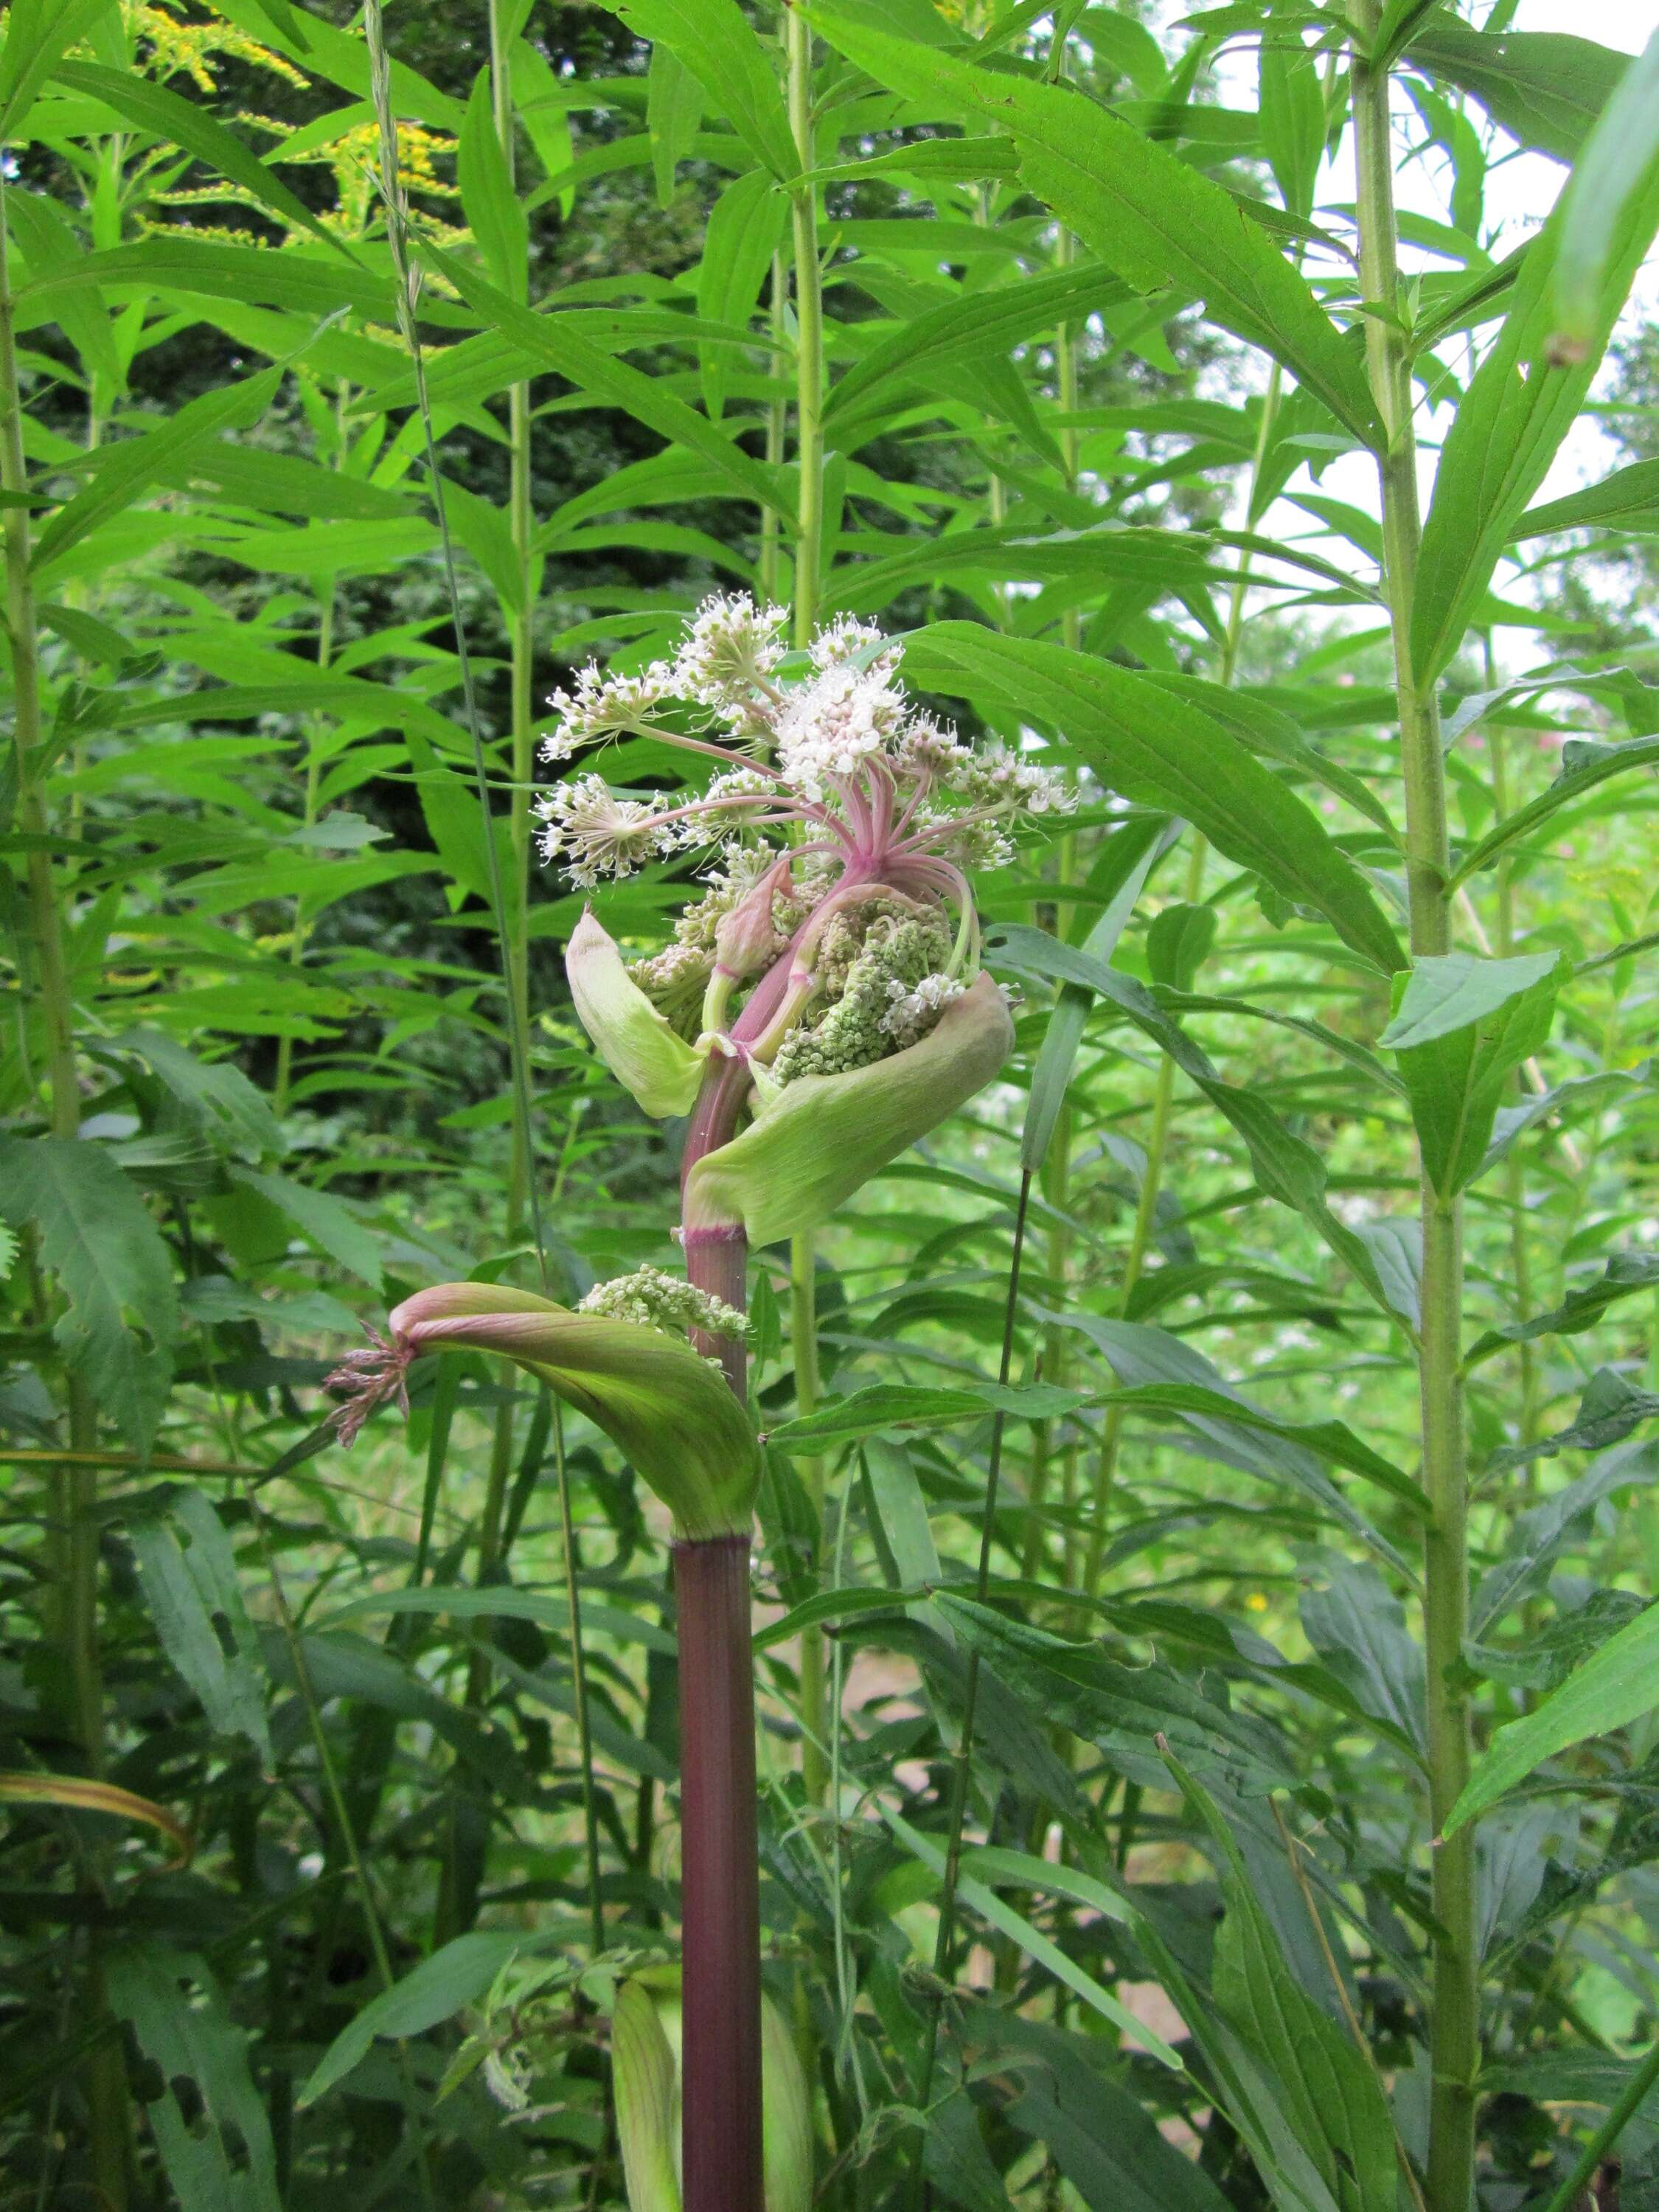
612;1970;811;2212
327;1282;759;1540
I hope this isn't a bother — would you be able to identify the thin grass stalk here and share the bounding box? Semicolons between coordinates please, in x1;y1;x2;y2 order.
1077;363;1283;1604
361;0;605;1971
1;162;127;2212
782;0;835;1810
454;1;541;1847
907;1171;1034;2212
759;244;788;602
472;0;541;1655
1025;206;1082;1586
552;1402;605;1962
1351;16;1475;2208
1540;2032;1659;2212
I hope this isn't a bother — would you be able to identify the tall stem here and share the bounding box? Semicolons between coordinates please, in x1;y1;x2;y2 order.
1077;370;1279;1602
1024;213;1080;1586
785;3;822;640
1352;18;1475;2210
759;246;788;603
672;1535;764;2212
1;167;127;2212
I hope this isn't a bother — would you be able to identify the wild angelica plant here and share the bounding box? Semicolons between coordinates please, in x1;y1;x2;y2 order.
333;596;1068;2212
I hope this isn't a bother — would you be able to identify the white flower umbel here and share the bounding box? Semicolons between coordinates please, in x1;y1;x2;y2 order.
534;773;675;888
538;593;1073;1093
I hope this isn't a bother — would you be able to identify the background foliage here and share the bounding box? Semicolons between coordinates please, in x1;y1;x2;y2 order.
4;0;1659;2207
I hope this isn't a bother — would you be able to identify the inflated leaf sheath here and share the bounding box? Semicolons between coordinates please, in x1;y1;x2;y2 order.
387;1283;758;1540
682;972;1015;1245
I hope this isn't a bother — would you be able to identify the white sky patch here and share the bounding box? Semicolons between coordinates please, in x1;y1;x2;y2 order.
1141;0;1657;682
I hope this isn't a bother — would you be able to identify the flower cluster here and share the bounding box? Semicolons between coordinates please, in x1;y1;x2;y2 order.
577;1265;748;1343
537;595;1071;1089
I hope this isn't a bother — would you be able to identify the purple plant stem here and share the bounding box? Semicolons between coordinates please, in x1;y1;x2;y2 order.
684;1224;748;1395
667;961;784;2211
672;1532;764;2212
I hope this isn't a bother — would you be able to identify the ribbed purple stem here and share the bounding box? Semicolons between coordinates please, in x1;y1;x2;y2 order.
673;1534;764;2212
685;1225;748;1396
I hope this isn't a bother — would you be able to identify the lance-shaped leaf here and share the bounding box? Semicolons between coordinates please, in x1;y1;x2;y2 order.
611;1971;812;2212
566;908;711;1118
380;1284;757;1540
684;973;1014;1247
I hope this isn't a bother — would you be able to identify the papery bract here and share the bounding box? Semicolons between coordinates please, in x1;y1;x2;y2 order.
566;908;709;1118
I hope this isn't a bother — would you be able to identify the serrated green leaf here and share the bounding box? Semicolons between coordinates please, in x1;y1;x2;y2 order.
1447;1587;1659;1836
0;1137;178;1455
129;1492;273;1762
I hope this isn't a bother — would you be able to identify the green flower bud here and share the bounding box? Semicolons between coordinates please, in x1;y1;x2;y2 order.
567;908;710;1117
332;1282;758;1540
684;971;1013;1247
611;1972;812;2212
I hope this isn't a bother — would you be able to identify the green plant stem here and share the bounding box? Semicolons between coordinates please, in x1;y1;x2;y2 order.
1026;219;1082;1589
1;168;126;2212
785;2;822;640
1486;715;1540;1452
553;1402;605;1961
1352;17;1475;2211
794;1235;830;1804
492;0;538;1255
759;246;788;602
470;0;540;1674
0;195;76;1150
1540;2037;1659;2212
908;1171;1034;2212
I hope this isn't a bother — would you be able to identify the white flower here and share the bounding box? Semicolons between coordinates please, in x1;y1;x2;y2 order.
809;612;897;675
954;743;1076;815
775;662;907;798
882;972;965;1047
892;714;973;784
534;774;673;886
672;591;787;708
540;659;675;759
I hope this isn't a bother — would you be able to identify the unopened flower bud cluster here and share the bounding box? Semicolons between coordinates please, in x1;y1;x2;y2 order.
577;1264;748;1344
